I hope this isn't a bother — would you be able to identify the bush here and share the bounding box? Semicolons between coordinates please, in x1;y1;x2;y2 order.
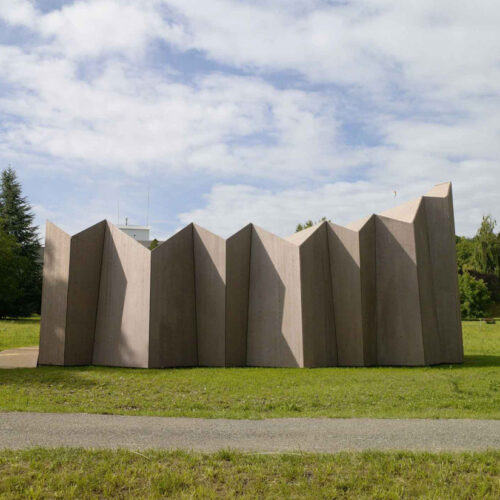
468;270;500;302
458;272;492;319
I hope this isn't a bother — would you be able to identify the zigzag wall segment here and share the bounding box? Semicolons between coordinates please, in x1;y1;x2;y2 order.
38;182;463;368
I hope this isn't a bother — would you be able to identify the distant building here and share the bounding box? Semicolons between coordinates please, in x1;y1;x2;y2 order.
117;223;150;242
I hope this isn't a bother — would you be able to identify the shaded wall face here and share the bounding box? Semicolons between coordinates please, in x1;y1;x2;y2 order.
358;217;377;366
327;218;377;367
64;221;105;365
328;223;364;366
193;225;226;367
413;203;441;365
149;224;197;368
247;227;302;367
93;223;151;368
38;222;71;366
375;215;426;365
225;225;252;366
300;223;336;367
424;194;463;363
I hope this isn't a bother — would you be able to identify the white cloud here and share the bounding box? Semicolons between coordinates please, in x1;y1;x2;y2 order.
0;0;37;27
0;46;342;179
161;0;500;98
38;0;184;59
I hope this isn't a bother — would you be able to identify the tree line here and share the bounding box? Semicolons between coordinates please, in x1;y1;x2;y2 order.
456;216;500;318
0;167;42;318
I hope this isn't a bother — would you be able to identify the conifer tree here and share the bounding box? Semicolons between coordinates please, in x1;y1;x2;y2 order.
0;167;42;316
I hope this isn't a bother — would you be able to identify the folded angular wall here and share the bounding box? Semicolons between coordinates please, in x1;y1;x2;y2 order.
225;224;252;366
39;222;71;366
149;224;197;368
39;221;105;366
423;183;463;363
247;226;303;366
93;222;151;368
293;223;337;367
64;221;105;365
327;216;376;366
38;182;464;368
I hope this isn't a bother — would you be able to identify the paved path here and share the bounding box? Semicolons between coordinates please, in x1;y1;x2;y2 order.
0;347;38;368
1;412;499;452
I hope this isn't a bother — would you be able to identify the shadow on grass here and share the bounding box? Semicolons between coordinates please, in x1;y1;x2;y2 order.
462;355;500;367
0;317;40;324
430;355;500;369
0;366;99;389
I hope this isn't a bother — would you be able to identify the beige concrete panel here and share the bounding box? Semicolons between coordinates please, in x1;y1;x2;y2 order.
358;216;377;365
149;224;197;368
193;225;226;367
64;220;106;365
300;223;336;367
413;202;441;365
378;197;422;224
424;183;463;363
285;222;323;245
225;224;252;366
247;226;302;367
93;222;151;368
38;222;71;366
328;222;362;366
375;214;426;365
328;216;376;366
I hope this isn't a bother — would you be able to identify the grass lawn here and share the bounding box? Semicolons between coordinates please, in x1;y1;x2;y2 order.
0;319;499;419
0;448;499;499
0;317;39;352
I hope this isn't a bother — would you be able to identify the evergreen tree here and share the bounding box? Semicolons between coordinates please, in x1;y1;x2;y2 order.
0;167;42;316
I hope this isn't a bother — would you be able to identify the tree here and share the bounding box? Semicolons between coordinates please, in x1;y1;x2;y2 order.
296;217;329;232
455;235;476;273
473;215;500;276
458;272;492;319
0;167;42;316
149;238;159;250
0;229;22;317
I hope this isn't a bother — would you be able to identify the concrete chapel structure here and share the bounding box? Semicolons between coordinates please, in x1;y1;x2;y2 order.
38;182;463;368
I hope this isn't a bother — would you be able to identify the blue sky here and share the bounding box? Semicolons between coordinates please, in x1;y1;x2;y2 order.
1;0;499;240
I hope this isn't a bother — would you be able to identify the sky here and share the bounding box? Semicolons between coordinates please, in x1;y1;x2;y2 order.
0;0;499;240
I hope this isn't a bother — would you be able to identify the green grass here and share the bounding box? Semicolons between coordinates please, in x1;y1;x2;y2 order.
0;317;39;351
0;319;499;419
0;448;499;499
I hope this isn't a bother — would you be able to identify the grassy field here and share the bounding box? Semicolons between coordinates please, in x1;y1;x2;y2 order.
0;448;498;499
0;319;499;419
0;317;39;351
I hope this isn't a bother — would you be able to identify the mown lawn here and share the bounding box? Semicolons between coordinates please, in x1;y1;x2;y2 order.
0;317;39;352
0;319;499;419
0;448;499;499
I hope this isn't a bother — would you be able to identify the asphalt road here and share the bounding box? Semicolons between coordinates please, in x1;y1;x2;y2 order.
0;412;499;452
